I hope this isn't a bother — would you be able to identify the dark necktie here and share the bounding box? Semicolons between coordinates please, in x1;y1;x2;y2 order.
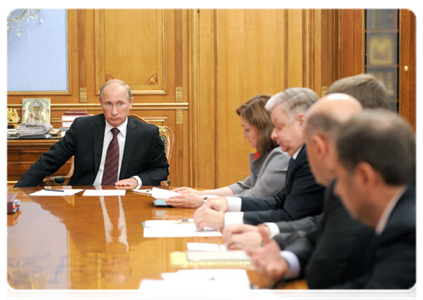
102;128;120;185
286;157;295;181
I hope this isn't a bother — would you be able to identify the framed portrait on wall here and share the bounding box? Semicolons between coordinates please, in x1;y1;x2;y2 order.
22;98;51;124
367;33;397;66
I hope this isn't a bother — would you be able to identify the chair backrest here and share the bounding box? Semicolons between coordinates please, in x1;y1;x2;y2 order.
41;156;74;186
129;114;174;166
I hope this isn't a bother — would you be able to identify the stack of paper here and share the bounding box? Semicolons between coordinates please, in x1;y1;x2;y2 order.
185;242;251;264
143;219;222;238
138;269;251;294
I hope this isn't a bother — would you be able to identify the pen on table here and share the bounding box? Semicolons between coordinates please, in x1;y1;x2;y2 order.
175;219;194;224
43;189;65;192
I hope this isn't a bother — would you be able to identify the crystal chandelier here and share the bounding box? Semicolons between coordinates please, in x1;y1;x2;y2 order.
7;9;44;36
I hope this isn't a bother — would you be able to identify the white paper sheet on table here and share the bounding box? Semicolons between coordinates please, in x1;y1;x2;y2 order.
137;269;251;299
151;187;180;199
143;219;222;237
29;189;84;196
82;189;126;196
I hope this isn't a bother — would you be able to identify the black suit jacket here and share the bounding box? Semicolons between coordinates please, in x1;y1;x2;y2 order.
275;181;375;288
15;114;169;187
331;184;416;289
240;145;325;225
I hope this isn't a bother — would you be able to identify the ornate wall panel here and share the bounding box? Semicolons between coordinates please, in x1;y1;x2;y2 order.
95;10;166;94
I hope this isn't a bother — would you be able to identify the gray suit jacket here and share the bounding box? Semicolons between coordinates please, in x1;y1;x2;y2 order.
15;114;169;187
229;147;289;197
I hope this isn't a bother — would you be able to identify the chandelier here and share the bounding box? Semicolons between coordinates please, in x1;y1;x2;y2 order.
7;9;44;36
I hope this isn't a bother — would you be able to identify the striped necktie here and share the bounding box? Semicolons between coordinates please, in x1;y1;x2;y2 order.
102;128;120;185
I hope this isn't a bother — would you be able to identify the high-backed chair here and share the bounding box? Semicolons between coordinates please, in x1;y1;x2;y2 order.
41;115;174;187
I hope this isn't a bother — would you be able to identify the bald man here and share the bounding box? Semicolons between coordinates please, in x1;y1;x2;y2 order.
245;94;376;288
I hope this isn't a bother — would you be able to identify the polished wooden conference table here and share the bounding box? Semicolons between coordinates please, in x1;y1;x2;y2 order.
7;185;307;290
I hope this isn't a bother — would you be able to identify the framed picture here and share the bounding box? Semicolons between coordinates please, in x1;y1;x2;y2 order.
22;98;51;124
367;34;397;66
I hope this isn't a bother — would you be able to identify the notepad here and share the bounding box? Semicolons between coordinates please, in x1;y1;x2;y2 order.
143;220;222;238
186;250;251;262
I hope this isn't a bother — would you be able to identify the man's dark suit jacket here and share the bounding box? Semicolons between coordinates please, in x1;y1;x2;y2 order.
331;183;416;289
15;114;169;187
274;181;375;288
239;145;325;225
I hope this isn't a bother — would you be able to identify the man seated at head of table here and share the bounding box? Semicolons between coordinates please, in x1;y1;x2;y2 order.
14;79;169;189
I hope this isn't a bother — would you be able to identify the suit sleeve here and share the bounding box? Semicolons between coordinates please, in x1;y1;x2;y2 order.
230;148;289;198
241;160;324;225
14;124;76;187
136;126;169;186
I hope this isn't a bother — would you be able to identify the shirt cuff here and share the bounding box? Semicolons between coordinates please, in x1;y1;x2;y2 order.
264;222;280;238
224;212;244;226
226;196;242;212
132;176;142;190
280;250;300;279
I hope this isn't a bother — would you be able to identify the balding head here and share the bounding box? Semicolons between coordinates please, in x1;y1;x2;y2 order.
305;93;363;142
303;93;363;186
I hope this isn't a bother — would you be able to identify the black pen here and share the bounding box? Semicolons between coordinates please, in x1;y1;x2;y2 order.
43;189;65;192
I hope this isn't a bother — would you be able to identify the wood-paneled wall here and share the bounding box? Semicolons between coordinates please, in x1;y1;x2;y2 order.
7;9;416;188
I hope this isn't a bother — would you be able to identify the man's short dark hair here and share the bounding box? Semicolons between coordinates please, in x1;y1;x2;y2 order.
328;74;389;109
336;109;415;185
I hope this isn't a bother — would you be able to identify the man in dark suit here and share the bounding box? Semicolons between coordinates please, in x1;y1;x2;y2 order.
194;87;325;230
15;79;169;188
251;109;415;289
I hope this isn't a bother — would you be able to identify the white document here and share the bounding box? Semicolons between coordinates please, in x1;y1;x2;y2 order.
29;189;84;196
138;269;251;293
82;189;126;196
186;250;251;262
187;242;226;252
151;187;180;199
143;219;222;238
